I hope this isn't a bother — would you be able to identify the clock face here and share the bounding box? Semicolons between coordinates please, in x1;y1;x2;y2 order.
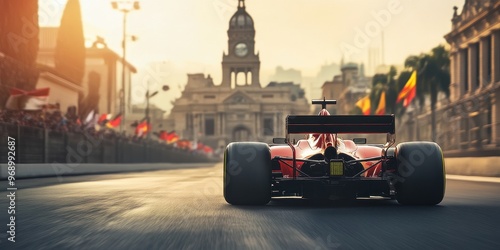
234;43;248;57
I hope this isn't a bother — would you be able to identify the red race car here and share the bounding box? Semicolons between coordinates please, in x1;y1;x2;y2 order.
223;99;445;205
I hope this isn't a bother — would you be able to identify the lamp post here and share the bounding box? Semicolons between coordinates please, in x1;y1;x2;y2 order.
145;84;169;140
111;0;140;133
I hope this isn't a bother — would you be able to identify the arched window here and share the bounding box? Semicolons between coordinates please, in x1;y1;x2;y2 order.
237;15;245;27
247;71;252;85
236;72;246;86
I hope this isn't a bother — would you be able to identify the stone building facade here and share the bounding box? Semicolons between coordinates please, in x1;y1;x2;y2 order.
167;0;309;149
321;62;371;115
407;0;500;155
37;27;137;129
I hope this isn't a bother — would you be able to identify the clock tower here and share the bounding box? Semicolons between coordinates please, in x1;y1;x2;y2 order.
221;0;260;88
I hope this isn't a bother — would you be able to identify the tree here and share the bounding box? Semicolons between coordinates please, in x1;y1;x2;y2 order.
55;0;86;117
55;0;85;85
369;66;399;115
403;45;450;141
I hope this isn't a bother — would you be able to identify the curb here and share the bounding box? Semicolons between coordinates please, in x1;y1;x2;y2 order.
0;162;221;180
445;157;500;177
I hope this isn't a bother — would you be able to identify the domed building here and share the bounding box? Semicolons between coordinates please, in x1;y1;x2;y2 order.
221;0;260;88
167;0;310;150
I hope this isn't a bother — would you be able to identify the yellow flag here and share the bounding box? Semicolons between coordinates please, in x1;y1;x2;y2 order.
397;71;417;106
375;91;386;115
356;95;371;115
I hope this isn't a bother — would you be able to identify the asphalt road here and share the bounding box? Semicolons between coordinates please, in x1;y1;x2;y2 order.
1;162;500;249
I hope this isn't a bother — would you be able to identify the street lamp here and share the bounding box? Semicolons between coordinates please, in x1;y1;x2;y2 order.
111;0;140;132
145;84;169;140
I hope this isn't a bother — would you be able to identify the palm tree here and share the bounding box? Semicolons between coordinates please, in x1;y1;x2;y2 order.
369;66;399;115
404;45;450;141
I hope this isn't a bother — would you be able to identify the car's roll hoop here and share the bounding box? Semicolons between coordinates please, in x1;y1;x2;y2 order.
312;98;337;109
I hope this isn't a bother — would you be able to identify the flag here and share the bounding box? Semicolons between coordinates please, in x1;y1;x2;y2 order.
203;145;213;154
167;133;179;144
375;91;386;115
5;88;50;110
98;113;111;125
42;103;60;113
356;95;371;115
159;130;179;144
135;121;151;137
83;110;95;125
158;130;169;141
397;71;417;107
176;139;190;149
83;110;99;130
106;114;122;128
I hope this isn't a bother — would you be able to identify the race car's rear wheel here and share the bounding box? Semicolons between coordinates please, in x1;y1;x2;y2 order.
224;142;271;205
395;142;445;205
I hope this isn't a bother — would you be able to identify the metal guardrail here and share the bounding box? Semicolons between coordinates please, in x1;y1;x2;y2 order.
0;123;213;164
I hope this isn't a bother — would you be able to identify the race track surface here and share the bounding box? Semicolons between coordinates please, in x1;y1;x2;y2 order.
1;163;499;249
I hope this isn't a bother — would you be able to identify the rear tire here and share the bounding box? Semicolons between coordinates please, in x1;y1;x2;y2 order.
395;142;445;205
224;142;271;205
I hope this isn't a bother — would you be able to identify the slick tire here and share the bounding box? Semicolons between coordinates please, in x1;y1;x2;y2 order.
395;142;445;205
224;142;271;205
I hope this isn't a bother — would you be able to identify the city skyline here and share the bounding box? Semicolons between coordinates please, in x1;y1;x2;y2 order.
39;0;465;112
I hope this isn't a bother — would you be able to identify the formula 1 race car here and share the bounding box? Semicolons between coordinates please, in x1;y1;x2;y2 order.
223;99;445;206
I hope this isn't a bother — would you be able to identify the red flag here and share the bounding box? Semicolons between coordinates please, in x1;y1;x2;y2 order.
159;130;169;141
167;132;179;144
6;88;50;110
135;121;151;137
355;95;371;115
404;83;416;107
176;139;190;149
98;113;111;124
106;114;122;128
397;71;417;107
159;130;176;141
203;145;213;153
375;91;386;115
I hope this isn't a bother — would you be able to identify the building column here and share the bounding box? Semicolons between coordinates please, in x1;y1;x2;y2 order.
459;48;468;96
252;68;260;87
252;112;257;139
276;112;281;137
450;51;459;102
492;30;500;84
198;113;204;139
479;37;489;88
216;113;221;136
273;112;277;137
221;113;226;137
468;43;479;93
491;88;500;146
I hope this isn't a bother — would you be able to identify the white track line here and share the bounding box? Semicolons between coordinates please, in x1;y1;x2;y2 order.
446;175;500;183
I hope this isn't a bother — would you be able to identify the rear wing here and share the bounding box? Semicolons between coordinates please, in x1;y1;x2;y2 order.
286;115;395;135
285;114;395;151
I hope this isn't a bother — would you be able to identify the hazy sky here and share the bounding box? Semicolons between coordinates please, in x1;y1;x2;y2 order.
39;0;465;112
